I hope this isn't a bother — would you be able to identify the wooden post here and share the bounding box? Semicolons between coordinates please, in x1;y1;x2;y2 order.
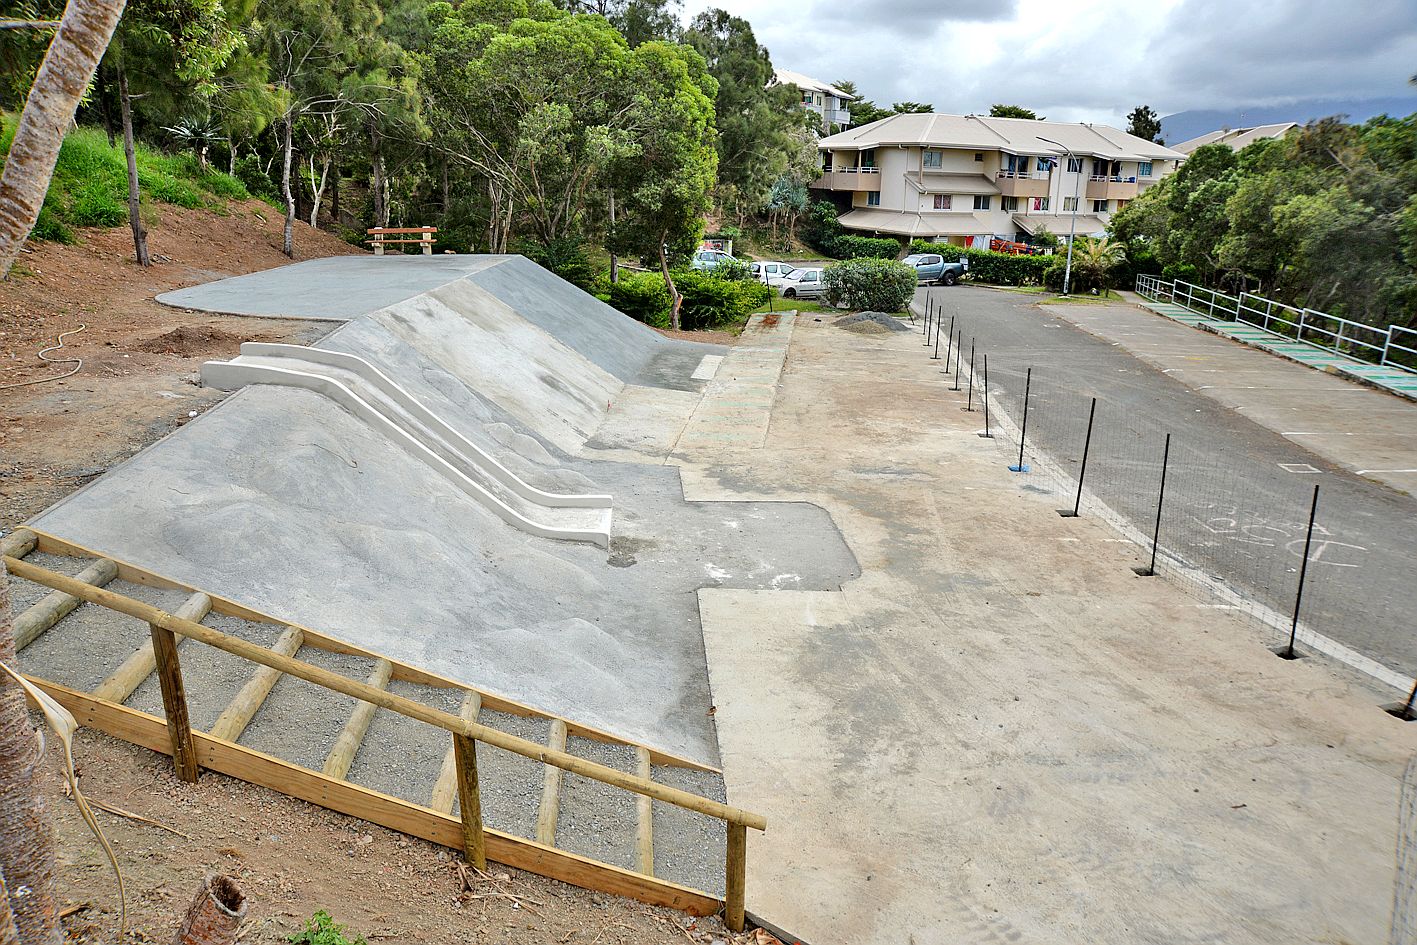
725;823;747;932
634;747;654;876
453;733;486;870
149;622;199;782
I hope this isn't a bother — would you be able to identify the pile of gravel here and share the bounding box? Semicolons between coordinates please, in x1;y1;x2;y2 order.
834;311;911;334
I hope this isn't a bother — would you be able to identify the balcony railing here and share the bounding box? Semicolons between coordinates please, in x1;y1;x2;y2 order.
814;166;881;190
997;169;1050;180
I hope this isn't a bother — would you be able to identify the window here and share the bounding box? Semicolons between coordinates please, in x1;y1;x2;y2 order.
861;149;876;168
973;195;991;211
933;194;952;210
1092;199;1109;213
1092;159;1108;177
802;272;818;282
1138;161;1153;177
974;153;984;162
923;149;942;169
1032;196;1050;211
1063;196;1078;211
1001;196;1018;212
1067;156;1083;173
867;191;881;206
801;91;813;104
1116;200;1129;211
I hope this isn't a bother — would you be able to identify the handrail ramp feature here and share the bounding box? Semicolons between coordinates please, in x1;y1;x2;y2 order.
1;528;764;930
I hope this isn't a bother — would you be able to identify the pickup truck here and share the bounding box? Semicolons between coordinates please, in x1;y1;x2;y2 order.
902;253;967;286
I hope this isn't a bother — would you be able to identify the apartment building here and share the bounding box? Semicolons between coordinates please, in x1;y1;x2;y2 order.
1172;122;1298;156
775;69;854;133
814;113;1184;246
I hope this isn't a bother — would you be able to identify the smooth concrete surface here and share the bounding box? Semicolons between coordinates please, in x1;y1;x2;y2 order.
33;265;858;765
677;317;1417;944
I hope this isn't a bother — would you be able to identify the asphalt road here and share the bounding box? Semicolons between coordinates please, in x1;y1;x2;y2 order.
916;285;1417;684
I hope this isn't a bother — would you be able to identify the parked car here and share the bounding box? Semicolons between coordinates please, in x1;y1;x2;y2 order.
902;253;967;286
774;267;826;299
690;249;736;271
749;260;794;283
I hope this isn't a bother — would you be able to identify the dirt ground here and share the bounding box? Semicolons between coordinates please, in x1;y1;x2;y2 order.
0;200;356;523
45;730;745;945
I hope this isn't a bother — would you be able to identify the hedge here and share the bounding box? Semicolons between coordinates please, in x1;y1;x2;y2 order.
833;234;901;260
908;241;1051;286
602;270;769;330
822;258;917;312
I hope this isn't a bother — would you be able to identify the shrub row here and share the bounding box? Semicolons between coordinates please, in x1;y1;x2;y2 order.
908;241;1051;286
822;258;916;312
832;234;901;260
602;270;770;330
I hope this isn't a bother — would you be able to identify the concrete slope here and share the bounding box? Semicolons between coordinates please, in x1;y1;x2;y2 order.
201;343;614;547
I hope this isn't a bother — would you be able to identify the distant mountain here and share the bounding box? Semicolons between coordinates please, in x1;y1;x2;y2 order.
1161;97;1417;145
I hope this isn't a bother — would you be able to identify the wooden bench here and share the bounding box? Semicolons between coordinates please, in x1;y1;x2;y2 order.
366;226;437;256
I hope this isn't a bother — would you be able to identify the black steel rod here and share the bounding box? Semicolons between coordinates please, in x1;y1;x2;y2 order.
1286;483;1321;658
981;354;992;437
932;309;942;358
1013;367;1032;470
943;316;955;371
950;330;962;391
1140;433;1171;575
1063;397;1097;517
966;340;976;410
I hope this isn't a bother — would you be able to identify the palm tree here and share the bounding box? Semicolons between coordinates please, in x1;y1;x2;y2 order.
1069;236;1127;293
0;0;129;279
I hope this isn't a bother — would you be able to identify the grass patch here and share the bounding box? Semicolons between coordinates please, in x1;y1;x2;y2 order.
0;115;251;242
750;298;836;315
994;285;1127;304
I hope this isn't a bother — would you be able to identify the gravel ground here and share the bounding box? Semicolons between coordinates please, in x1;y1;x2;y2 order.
556;735;638;871
347;679;464;804
651;765;728;896
471;709;548;838
235;646;376;769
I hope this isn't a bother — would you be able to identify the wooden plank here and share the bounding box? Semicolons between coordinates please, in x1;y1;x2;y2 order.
149;623;198;782
6;553;767;830
16;536;721;773
24;530;716;772
15;557;118;650
206;626;303;742
635;747;654;876
430;691;481;813
453;734;487;870
321;659;393;780
534;719;568;846
0;528;37;559
91;592;212;703
28;680;723;916
725;823;747;932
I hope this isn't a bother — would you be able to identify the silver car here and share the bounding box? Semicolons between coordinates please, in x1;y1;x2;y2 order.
774;267;826;299
690;249;735;271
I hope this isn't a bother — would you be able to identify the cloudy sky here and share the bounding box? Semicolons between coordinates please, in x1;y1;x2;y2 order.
682;0;1417;125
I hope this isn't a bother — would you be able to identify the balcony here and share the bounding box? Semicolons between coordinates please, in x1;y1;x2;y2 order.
994;169;1050;198
1085;175;1139;200
813;166;881;191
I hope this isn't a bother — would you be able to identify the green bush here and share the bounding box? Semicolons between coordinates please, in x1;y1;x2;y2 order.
908;241;1051;286
1162;262;1201;284
234;155;279;201
822;257;917;312
606;271;672;328
676;269;770;329
289;910;367;945
515;237;598;289
710;256;753;282
1043;256;1109;294
802;199;844;256
834;234;900;259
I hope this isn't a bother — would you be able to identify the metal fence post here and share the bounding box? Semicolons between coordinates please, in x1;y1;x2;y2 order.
950;331;962;391
1009;367;1031;472
942;316;955;372
979;354;993;438
931;311;942;359
1283;484;1321;660
966;340;976;410
1058;397;1096;518
1133;433;1170;576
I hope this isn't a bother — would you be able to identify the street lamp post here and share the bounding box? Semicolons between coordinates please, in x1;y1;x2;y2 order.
1037;136;1080;296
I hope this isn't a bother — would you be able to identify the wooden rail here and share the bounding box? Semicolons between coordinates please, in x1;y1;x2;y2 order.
3;543;765;928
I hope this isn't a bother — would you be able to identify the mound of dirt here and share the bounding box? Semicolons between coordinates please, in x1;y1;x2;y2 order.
835;311;911;334
136;324;254;356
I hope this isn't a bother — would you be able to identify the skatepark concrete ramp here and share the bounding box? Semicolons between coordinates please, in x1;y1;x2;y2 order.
201;343;614;547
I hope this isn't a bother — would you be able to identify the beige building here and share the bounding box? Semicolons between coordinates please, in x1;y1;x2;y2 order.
814;113;1184;246
1172;122;1298;156
775;69;854;133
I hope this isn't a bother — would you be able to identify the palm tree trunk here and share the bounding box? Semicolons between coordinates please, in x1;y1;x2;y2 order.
0;0;129;279
116;52;150;267
0;566;63;945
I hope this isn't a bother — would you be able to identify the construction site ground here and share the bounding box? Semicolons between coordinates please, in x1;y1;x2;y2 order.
4;223;1416;945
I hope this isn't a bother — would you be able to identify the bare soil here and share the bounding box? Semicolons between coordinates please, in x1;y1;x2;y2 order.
0;200;358;523
47;731;746;945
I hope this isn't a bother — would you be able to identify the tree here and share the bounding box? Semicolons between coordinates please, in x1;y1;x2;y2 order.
989;104;1039;120
891;101;932;114
1125;104;1162;143
552;0;682;45
0;0;127;280
682;8;796;222
606;40;717;329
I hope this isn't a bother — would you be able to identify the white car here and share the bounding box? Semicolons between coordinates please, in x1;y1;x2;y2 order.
749;260;793;283
774;267;826;300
